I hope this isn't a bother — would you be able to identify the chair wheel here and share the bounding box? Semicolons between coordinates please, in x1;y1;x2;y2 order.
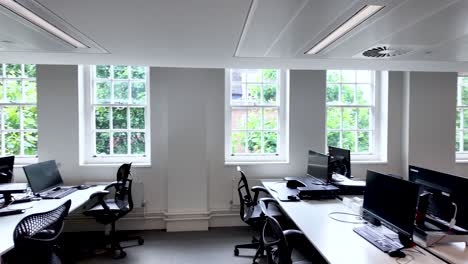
234;248;239;256
138;238;145;245
113;250;127;259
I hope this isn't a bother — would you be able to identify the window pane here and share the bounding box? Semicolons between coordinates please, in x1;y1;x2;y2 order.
130;107;145;129
263;108;278;129
24;132;38;156
356;70;371;83
24;65;36;78
342;108;357;129
358;132;370;152
264;132;277;153
112;107;127;129
4;106;19;129
342;131;356;152
114;81;129;104
231;69;247;83
247;84;261;104
327;70;340;83
96;65;110;78
6;64;21;78
462;85;468;105
247;70;262;82
113;66;129;79
464;110;468;129
231;82;246;103
342;70;356;83
326;84;339;104
263;69;277;82
327;107;341;129
464;132;468;152
263;84;277;104
96;132;110;154
231;108;246;130
231;131;246;154
356;84;371;105
5;132;20;155
22;106;37;129
23;80;37;103
131;66;145;80
248;132;262;153
0;64;2;77
456;110;461;129
0;81;3;102
341;84;355;104
131;82;146;105
6;80;21;102
113;132;128;154
95;81;111;103
247;108;261;130
95;107;110;129
327;132;340;147
358;108;370;129
131;132;145;154
456;132;460;152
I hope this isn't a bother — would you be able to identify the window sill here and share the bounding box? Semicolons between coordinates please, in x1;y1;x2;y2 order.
351;160;387;165
80;163;151;168
225;161;290;166
455;160;468;164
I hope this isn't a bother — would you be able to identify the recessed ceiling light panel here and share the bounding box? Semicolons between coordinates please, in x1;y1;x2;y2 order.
306;5;384;55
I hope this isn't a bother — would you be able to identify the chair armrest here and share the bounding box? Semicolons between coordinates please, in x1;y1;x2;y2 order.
284;229;305;250
251;186;270;203
104;181;120;190
259;197;279;216
89;190;111;212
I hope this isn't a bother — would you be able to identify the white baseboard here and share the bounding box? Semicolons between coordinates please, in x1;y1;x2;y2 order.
64;208;246;232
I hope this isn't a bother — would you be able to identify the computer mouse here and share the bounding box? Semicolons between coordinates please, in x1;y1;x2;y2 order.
76;185;90;190
287;195;299;201
388;250;406;258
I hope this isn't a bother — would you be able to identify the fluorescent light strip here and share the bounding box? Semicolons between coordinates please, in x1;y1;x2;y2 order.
0;0;87;48
306;5;384;55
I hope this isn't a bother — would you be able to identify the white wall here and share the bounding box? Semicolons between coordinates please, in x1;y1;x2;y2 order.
13;66;461;231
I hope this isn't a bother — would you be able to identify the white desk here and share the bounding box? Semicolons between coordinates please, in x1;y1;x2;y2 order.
263;181;447;264
0;185;106;256
414;237;468;264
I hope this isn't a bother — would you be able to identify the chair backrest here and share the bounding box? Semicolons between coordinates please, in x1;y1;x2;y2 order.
237;166;254;222
262;215;293;264
114;163;134;212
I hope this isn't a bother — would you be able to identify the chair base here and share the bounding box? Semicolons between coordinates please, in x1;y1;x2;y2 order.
91;223;144;259
234;237;265;264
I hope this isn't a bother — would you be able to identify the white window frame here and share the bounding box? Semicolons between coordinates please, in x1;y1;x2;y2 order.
325;70;387;163
0;64;38;165
80;65;151;166
456;75;468;161
225;69;289;164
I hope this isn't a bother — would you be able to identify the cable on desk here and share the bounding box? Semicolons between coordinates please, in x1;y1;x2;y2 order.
328;212;367;224
395;253;414;264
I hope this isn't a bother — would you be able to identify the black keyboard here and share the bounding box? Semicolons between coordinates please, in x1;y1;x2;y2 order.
42;188;77;199
353;225;403;253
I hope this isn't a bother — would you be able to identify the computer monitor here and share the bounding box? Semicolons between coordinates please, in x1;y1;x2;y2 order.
23;160;64;194
306;150;331;184
409;165;468;231
328;146;351;178
363;170;419;240
0;156;14;184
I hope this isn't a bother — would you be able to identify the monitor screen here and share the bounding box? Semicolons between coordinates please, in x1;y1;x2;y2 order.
0;156;14;184
409;165;468;230
363;170;419;237
23;160;63;194
306;150;331;184
328;146;351;178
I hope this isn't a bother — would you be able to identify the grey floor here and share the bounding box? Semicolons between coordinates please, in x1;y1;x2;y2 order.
77;227;267;264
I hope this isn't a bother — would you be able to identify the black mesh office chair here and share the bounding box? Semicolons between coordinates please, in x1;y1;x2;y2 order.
262;215;312;264
234;166;281;264
84;163;144;259
10;200;71;264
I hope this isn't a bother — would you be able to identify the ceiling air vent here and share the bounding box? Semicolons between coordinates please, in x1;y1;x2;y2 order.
353;44;419;59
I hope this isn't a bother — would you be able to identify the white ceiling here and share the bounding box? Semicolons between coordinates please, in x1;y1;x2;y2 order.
2;0;468;71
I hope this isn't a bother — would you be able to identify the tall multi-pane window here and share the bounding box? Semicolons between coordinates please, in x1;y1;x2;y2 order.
0;64;37;160
456;75;468;157
82;65;150;164
326;70;375;156
225;69;288;163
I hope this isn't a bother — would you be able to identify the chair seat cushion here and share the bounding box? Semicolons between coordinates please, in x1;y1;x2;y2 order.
86;199;129;213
